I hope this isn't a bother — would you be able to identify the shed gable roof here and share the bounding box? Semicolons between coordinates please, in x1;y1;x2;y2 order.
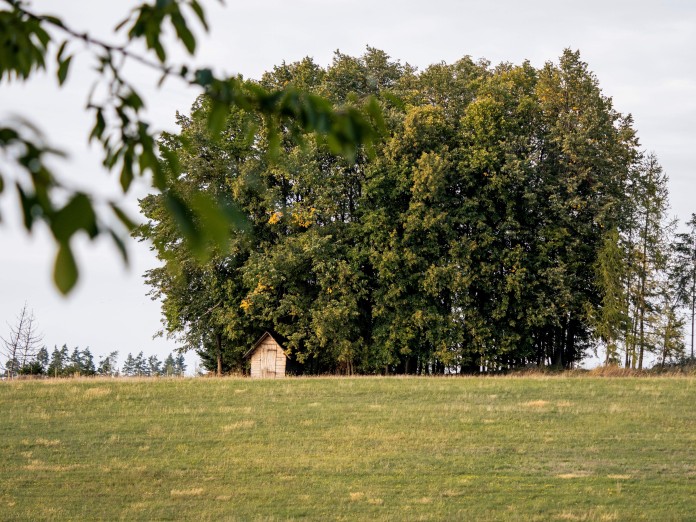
244;331;285;359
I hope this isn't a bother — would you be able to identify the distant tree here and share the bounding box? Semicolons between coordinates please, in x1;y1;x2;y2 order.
134;351;147;376
147;355;162;376
47;345;66;377
36;346;49;372
63;346;83;375
175;353;187;376
1;303;43;379
81;348;96;376
97;351;119;376
162;353;175;376
672;213;696;358
122;353;136;376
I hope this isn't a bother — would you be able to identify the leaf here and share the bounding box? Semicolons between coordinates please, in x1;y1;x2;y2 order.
190;0;209;31
120;152;134;192
110;203;137;231
171;12;196;54
194;68;213;86
54;242;78;295
51;193;98;241
109;229;129;265
207;101;228;135
89;108;105;143
15;183;35;231
56;40;67;61
57;55;72;85
164;192;200;250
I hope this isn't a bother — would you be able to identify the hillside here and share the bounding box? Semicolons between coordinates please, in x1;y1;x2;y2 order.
1;376;694;520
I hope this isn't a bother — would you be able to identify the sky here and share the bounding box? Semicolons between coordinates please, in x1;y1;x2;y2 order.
1;0;695;371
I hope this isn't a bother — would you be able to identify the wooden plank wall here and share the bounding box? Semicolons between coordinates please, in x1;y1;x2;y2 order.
249;337;286;378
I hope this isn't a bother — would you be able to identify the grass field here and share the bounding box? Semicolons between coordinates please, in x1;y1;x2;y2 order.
0;376;694;520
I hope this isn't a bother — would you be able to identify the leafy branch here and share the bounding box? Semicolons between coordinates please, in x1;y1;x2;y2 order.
0;0;382;293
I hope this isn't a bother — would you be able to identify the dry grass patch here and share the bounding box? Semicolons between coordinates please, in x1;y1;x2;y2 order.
33;438;61;447
556;472;591;479
170;488;204;498
84;387;111;398
556;510;618;521
24;460;83;472
522;400;550;408
222;419;256;432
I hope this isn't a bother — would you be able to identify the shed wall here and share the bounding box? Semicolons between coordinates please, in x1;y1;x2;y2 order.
249;336;286;378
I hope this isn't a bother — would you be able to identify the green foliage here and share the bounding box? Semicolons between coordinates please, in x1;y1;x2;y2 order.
672;214;696;358
140;49;665;374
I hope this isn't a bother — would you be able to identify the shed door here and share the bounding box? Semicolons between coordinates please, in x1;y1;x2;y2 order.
260;346;277;378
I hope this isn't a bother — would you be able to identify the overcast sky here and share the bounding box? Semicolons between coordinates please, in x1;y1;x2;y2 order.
1;0;694;371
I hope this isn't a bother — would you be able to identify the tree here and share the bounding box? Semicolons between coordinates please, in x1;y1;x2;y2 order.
1;303;43;379
174;353;187;376
163;353;176;376
35;346;49;373
47;344;68;377
624;154;671;369
140;49;651;374
1;0;380;293
147;355;162;376
122;353;136;376
592;228;629;365
97;351;119;376
673;213;696;358
81;348;96;376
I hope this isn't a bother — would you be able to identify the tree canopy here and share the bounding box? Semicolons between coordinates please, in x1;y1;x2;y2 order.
137;48;688;374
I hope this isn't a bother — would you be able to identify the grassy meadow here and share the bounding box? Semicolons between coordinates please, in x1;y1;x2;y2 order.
0;376;694;520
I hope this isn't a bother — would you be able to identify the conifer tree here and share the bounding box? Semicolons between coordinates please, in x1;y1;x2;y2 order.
673;213;696;359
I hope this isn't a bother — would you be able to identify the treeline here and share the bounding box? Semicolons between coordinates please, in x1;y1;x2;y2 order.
121;351;187;377
3;346;186;378
137;48;696;375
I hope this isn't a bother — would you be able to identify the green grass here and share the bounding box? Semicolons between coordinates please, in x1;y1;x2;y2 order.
1;376;694;521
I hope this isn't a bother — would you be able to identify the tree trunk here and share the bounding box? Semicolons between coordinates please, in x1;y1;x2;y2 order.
215;332;222;377
691;269;695;359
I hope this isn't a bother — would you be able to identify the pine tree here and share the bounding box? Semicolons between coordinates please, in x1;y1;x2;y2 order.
122;353;136;376
148;355;162;376
67;347;82;375
175;354;187;376
163;354;176;376
47;346;64;378
36;346;49;374
629;154;671;369
134;351;147;376
81;348;96;376
673;213;696;359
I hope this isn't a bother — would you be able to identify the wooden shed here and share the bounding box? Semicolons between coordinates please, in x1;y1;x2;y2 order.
245;332;287;378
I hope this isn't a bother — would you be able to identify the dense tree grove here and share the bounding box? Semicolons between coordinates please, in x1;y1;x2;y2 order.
138;49;692;375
